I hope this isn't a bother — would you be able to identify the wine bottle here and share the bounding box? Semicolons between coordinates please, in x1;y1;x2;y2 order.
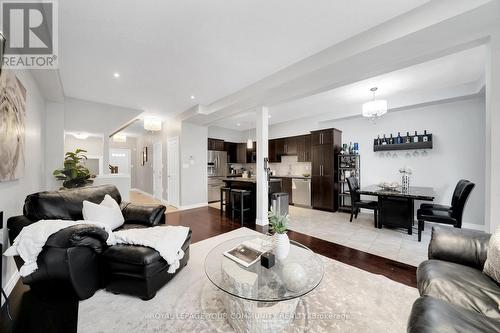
423;130;429;142
397;132;402;144
405;132;411;144
413;131;419;143
382;134;387;145
376;135;380;145
389;134;394;144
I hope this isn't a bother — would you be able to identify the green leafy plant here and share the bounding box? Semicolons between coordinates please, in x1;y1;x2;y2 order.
53;149;95;189
268;209;289;234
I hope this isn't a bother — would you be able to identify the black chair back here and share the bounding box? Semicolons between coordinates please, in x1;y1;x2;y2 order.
451;179;469;207
450;180;475;227
346;177;360;204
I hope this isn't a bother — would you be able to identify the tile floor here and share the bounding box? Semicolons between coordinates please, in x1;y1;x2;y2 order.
211;200;432;267
287;206;432;267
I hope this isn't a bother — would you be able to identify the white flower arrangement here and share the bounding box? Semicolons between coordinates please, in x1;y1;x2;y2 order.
399;166;413;175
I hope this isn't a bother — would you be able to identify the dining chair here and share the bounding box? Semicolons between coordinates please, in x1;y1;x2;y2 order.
416;180;475;241
346;177;379;228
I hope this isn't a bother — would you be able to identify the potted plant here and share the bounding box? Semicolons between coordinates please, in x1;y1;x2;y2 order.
268;209;290;260
53;149;96;189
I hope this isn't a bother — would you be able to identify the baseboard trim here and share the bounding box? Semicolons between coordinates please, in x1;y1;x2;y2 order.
462;223;485;231
179;202;208;211
130;188;154;197
2;271;19;306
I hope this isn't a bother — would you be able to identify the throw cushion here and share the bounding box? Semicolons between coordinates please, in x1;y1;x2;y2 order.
483;226;500;284
82;194;124;230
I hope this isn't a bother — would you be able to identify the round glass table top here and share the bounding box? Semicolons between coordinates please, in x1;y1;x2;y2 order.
204;235;324;302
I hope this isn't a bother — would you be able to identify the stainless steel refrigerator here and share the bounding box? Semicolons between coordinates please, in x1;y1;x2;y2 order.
207;150;227;202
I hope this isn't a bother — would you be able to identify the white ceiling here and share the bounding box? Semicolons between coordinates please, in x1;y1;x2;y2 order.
59;0;430;116
210;45;486;130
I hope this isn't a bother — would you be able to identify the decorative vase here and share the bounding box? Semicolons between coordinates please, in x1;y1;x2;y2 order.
273;233;290;260
402;173;410;193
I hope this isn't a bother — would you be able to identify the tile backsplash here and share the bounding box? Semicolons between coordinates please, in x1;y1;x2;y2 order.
229;155;311;176
270;156;311;176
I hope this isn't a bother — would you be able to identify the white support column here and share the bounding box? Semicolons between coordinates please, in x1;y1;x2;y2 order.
485;31;500;233
256;106;269;226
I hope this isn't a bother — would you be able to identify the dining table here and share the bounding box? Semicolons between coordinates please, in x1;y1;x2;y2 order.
359;185;435;235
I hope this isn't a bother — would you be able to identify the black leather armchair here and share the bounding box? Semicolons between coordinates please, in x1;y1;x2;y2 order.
407;227;500;332
7;185;167;300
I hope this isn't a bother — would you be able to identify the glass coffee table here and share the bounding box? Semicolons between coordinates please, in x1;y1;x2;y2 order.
204;235;324;332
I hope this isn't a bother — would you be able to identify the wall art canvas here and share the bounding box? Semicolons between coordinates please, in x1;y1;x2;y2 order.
0;70;26;181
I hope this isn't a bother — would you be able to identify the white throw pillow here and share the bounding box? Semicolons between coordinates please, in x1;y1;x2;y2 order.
483;226;500;284
82;194;124;230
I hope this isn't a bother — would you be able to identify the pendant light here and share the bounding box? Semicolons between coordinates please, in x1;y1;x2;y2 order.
362;87;387;120
247;122;253;149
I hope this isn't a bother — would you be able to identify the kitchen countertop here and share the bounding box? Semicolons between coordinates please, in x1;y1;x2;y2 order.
271;175;311;179
222;177;281;183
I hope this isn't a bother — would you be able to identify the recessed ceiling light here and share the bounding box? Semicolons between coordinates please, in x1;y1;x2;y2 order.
236;123;241;127
113;72;120;78
190;95;195;100
268;114;272;119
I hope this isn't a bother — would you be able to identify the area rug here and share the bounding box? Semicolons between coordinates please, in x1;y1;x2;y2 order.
78;227;418;332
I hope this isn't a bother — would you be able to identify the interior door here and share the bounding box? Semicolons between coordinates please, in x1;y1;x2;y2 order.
153;142;163;200
167;137;179;207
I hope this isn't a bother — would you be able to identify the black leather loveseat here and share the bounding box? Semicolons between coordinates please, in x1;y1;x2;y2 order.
8;185;191;301
407;227;500;332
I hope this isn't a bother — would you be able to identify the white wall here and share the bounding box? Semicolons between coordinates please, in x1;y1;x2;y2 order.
180;122;208;208
45;98;143;190
267;97;486;227
1;70;47;301
64;135;104;157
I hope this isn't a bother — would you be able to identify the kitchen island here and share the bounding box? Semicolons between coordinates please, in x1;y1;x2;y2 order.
222;177;283;220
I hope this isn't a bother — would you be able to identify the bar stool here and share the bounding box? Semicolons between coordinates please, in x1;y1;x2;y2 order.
220;187;231;216
230;189;251;225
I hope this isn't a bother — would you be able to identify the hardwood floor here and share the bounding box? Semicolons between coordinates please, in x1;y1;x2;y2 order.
1;206;416;333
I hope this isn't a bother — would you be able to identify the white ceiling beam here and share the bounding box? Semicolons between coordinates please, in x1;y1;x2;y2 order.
185;0;499;126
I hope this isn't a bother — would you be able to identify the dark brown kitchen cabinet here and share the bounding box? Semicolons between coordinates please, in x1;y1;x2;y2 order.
268;139;280;163
280;177;293;204
311;129;332;146
297;134;311;162
236;143;247;163
225;142;238;163
275;138;285;157
208;138;225;151
283;136;298;155
311;128;342;211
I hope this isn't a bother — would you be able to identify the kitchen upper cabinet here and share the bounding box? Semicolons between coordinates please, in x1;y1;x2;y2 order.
297;134;311;162
236;143;247;164
275;138;285;157
283;136;298;155
268;139;281;163
311;130;332;146
208;138;225;151
225;142;238;163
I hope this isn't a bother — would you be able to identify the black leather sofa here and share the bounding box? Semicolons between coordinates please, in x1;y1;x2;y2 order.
7;185;191;301
407;227;500;332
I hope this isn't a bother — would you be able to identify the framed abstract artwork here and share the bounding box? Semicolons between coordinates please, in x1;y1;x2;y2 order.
0;69;26;182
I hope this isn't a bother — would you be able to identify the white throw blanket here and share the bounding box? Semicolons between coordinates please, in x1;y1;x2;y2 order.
113;226;190;273
4;220;115;277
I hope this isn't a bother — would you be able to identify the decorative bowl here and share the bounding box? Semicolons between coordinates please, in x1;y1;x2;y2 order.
377;182;399;191
302;173;310;178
